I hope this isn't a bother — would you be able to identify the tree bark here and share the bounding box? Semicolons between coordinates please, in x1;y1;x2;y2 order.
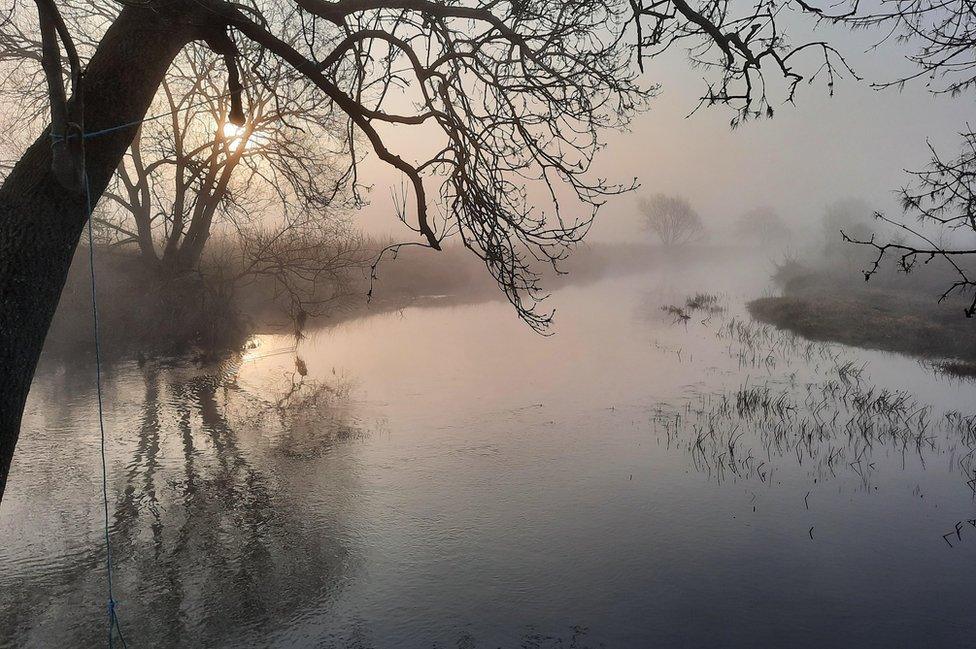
128;128;162;264
0;6;201;503
175;137;250;272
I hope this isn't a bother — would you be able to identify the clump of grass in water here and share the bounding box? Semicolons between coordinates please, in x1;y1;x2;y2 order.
945;411;976;447
721;316;842;371
652;313;976;494
661;304;691;324
735;384;795;418
686;292;725;313
661;292;725;325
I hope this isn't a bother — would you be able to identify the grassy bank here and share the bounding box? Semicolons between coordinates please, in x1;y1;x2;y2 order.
42;239;665;362
46;252;251;360
748;261;976;376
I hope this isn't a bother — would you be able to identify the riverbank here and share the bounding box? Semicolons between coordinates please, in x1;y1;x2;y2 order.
41;240;673;363
748;262;976;376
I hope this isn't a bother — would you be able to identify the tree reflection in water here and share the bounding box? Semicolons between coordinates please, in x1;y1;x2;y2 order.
0;351;366;648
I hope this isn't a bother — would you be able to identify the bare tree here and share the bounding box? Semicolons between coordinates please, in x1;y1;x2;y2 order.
228;213;368;323
640;193;705;246
822;199;873;252
98;37;351;274
0;0;644;500
845;136;976;316
787;0;976;316
0;0;867;499
93;34;368;320
734;207;792;247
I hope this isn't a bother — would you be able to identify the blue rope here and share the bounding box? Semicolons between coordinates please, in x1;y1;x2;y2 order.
64;78;254;646
84;171;127;649
81;118;148;140
62;83;255;141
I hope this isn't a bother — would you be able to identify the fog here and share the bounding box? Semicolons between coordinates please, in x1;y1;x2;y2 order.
353;17;972;246
5;3;976;648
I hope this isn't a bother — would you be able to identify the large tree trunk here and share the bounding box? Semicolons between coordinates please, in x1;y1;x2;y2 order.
0;7;201;503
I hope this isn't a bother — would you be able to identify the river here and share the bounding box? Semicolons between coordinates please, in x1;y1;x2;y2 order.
2;255;975;647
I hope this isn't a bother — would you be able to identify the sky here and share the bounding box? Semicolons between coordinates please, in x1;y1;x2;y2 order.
3;5;968;252
351;12;974;245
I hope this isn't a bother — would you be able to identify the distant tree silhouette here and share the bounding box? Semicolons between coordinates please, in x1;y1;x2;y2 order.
734;207;792;247
822;199;873;253
640;194;705;246
817;198;878;274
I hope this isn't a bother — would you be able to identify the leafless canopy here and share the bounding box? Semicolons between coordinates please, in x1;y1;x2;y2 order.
6;0;881;331
790;0;976;316
96;37;349;262
844;134;976;316
632;0;858;126
0;0;659;331
797;0;976;96
639;193;705;246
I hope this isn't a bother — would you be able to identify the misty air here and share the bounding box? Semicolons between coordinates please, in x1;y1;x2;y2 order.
1;1;976;647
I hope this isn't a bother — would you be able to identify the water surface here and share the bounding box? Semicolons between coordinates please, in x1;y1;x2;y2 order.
2;257;976;648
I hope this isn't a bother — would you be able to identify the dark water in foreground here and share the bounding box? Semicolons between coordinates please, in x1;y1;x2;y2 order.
2;258;976;648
